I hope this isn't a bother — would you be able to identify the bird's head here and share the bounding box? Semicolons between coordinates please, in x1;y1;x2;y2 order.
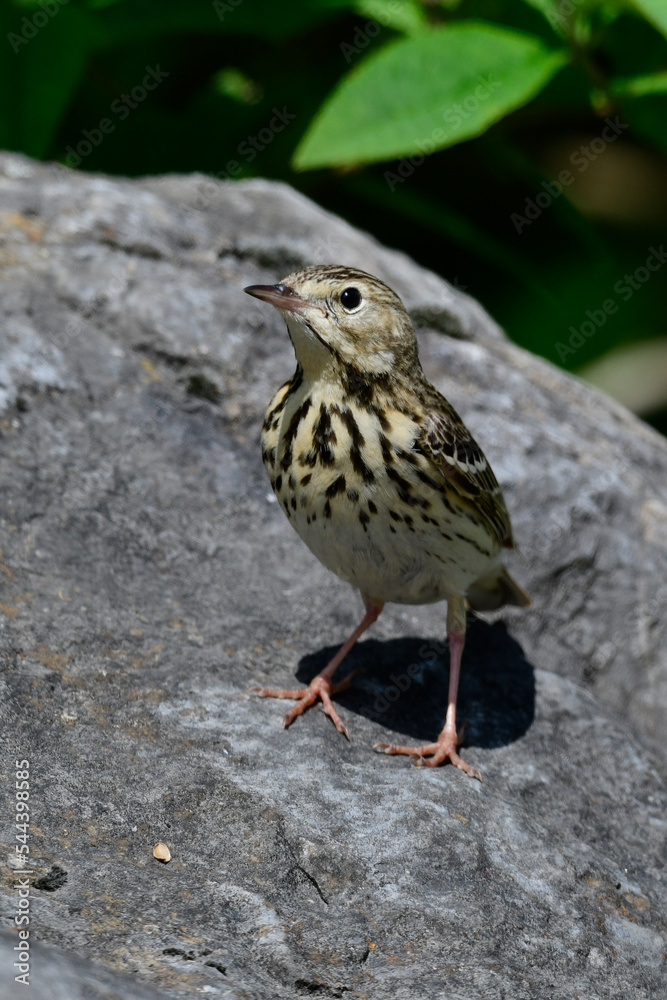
244;265;419;382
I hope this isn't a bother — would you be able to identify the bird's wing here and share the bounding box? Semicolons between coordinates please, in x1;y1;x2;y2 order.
417;403;514;549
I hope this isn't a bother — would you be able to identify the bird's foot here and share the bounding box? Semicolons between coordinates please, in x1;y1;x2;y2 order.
252;672;356;739
374;724;481;780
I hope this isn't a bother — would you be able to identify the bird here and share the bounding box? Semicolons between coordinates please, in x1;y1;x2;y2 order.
244;265;530;779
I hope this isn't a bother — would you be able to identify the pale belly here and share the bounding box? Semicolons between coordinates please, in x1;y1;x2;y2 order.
261;378;501;606
290;497;500;605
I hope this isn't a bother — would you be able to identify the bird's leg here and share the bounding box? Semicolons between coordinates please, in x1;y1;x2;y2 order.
253;597;384;739
374;595;481;780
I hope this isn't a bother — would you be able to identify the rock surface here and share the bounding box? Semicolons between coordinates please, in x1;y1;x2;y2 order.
0;152;665;999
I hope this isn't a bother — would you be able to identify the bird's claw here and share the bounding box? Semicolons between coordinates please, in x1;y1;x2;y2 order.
373;728;481;780
253;675;351;739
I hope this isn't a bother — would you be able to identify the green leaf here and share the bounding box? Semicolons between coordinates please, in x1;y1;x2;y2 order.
612;70;667;96
353;0;427;36
293;22;568;170
214;67;262;104
632;0;667;38
522;0;627;41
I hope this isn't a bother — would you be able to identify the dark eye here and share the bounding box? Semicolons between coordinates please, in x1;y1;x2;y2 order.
340;287;362;311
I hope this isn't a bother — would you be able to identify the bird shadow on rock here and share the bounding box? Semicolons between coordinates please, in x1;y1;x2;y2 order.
296;617;535;749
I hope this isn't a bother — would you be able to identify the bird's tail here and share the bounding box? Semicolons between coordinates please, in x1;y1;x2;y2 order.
466;564;531;612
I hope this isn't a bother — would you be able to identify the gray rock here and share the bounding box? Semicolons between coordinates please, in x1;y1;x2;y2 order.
0;152;665;1000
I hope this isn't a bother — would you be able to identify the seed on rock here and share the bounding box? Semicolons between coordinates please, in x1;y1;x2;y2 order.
153;842;171;863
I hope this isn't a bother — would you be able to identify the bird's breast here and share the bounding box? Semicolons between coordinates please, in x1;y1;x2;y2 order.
261;379;501;604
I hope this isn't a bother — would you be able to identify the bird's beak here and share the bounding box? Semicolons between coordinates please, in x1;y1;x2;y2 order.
244;283;311;316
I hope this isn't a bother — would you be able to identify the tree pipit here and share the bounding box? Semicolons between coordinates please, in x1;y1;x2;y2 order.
244;266;530;779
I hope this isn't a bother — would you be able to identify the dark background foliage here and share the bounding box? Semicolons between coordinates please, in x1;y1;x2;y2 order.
3;0;667;433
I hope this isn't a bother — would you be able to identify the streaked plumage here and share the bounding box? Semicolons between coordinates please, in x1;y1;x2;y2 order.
245;265;529;778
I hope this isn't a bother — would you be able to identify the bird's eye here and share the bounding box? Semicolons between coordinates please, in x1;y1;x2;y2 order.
340;287;362;311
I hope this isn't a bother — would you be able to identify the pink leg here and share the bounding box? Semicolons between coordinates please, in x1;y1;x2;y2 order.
253;596;384;739
374;596;481;780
